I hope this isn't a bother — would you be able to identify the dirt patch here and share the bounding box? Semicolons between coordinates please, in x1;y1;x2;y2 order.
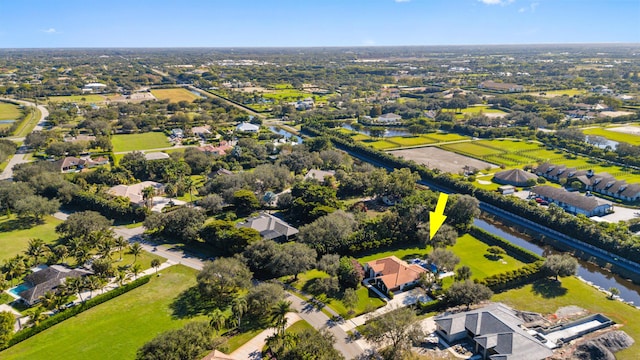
600;111;635;118
607;125;640;136
555;305;587;320
389;147;498;174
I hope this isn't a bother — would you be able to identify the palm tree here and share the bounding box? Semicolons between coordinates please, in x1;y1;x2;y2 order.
0;274;9;292
141;186;156;208
115;236;127;261
184;177;195;204
7;257;27;285
25;238;48;265
27;307;49;327
97;239;114;260
129;242;143;264
150;258;161;276
52;244;69;263
271;300;293;336
232;296;248;329
115;270;128;287
74;248;91;267
131;263;142;279
67;277;87;303
86;276;102;298
39;291;58;311
208;308;226;333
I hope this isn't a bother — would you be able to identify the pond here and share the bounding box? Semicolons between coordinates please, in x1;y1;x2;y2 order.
586;135;618;150
189;90;203;97
474;218;640;305
341;123;412;137
268;126;302;144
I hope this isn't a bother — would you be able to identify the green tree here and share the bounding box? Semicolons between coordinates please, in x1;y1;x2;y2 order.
0;311;15;348
231;296;248;329
486;246;506;259
141;186;155;208
56;211;111;240
136;322;220;360
444;194;480;232
151;258;161;276
197;257;253;304
25;238;49;265
129;242;143;263
14;195;60;223
271;300;294;336
271;242;317;280
445;280;493;310
337;257;364;289
208;308;227;333
317;254;341;276
27;307;49;327
297;210;357;254
455;265;472;281
362;307;424;360
246;283;285;320
342;288;359;317
115;236;128;261
542;254;578;281
232;189;260;216
131;263;142;279
608;287;620;300
427;248;460;272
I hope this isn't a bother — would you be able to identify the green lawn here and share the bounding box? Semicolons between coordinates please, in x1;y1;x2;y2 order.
150;88;199;103
286;270;385;318
583;127;640;146
384;136;436;147
0;265;205;360
449;234;527;280
525;88;586;97
441;142;503;157
47;95;107;103
0;102;21;120
493;276;640;360
111;132;171;153
0;215;62;263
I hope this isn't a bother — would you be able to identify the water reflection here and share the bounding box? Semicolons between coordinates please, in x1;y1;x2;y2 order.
474;217;640;305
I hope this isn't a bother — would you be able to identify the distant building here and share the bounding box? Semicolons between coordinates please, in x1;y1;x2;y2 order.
82;82;107;93
493;169;538;187
171;129;184;138
107;181;164;206
16;265;93;306
236;122;260;133
144;152;170;161
56;156;108;173
498;185;516;195
198;141;233;156
531;185;611;217
364;256;426;294
435;303;554;360
236;212;298;241
304;169;336;182
478;80;524;93
377;113;402;124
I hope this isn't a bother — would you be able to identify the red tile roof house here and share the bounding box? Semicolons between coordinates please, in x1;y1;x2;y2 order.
364;256;426;295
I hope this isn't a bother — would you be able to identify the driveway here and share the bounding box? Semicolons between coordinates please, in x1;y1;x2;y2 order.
229;313;301;360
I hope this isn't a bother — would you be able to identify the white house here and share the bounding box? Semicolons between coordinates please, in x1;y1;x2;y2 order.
377;113;402;124
236;122;260;133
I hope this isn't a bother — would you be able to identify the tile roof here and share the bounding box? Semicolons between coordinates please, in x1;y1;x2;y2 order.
367;256;426;290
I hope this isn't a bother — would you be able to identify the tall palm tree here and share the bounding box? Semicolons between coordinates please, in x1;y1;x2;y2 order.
27;307;49;327
129;242;143;264
184;177;195;204
141;186;156;208
52;244;69;263
208;308;226;333
67;277;87;303
232;296;248;329
150;258;161;276
86;275;102;298
97;239;114;260
7;257;27;285
271;300;293;337
131;263;142;279
25;238;49;265
115;270;128;287
115;236;128;261
74;247;91;267
39;291;58;311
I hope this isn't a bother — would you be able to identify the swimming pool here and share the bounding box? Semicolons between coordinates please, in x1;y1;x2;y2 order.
7;283;31;297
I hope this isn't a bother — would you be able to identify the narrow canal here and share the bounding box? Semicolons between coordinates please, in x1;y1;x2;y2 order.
475;217;640;305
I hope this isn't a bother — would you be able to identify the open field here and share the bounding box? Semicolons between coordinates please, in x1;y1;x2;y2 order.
525;88;586;97
0;102;21;120
444;105;508;119
582;127;640;145
340;128;470;150
150;88;199;103
0;215;62;263
13;107;42;138
493;276;640;360
0;266;204;360
47;95;107;103
389;146;497;173
111;132;171;153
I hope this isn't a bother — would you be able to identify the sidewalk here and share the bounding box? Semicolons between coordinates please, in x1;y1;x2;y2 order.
229;313;301;360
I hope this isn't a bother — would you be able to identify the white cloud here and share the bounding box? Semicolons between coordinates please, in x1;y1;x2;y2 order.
518;2;539;13
43;28;57;33
363;39;376;46
394;0;411;2
478;0;515;5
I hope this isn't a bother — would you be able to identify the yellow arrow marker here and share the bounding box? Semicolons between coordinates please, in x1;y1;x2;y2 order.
429;193;449;240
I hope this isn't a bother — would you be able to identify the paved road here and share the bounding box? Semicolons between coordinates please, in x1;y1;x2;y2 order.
0;98;49;181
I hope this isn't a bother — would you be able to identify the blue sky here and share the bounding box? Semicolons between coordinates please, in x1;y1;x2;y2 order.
0;0;638;48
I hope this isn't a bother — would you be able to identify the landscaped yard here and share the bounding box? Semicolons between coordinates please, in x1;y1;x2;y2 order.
0;265;205;360
111;132;171;153
150;88;199;103
493;276;640;360
47;95;107;103
0;102;21;120
0;215;62;263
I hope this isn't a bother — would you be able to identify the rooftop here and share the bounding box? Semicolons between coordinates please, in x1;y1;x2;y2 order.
366;256;426;290
237;212;298;240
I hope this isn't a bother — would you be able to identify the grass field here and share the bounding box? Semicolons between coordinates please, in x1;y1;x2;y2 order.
13;107;41;138
0;265;205;360
583;127;640;146
0;102;22;120
525;88;586;97
47;95;106;103
493;276;640;360
0;215;62;263
151;88;199;103
444;105;508;119
111;132;171;153
341;128;470;150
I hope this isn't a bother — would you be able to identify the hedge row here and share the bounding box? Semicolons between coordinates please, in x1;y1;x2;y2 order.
469;226;543;263
5;275;152;349
475;261;544;292
69;190;147;221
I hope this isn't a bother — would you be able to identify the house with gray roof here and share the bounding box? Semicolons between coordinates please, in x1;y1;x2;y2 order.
236;212;298;241
435;303;553;360
531;186;611;217
17;265;93;306
493;169;538;187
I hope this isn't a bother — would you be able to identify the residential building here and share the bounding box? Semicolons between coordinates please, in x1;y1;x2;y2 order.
376;113;402;124
236;212;298;241
107;181;164;206
531;186;611;217
56;156;109;173
478;80;524;93
236;122;260;133
304;169;336;182
434;303;553;360
198;141;233;156
364;256;426;294
81;82;107;93
17;265;93;306
144;152;170;161
493;169;538;187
